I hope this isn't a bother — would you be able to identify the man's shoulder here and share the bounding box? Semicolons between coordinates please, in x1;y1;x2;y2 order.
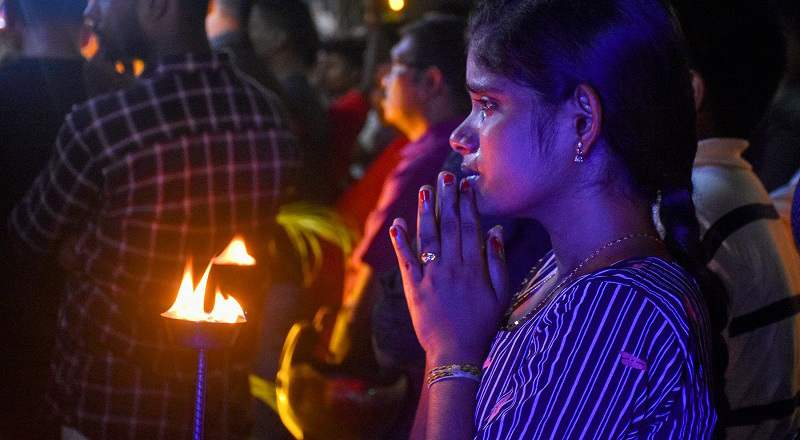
65;60;290;145
64;86;130;135
139;59;290;122
692;163;772;225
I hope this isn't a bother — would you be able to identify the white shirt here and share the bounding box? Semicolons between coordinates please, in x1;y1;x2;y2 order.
693;138;800;440
769;168;800;239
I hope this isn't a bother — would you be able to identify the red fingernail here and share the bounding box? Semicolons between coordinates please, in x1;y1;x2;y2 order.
390;226;398;238
490;236;503;254
460;179;470;191
443;173;455;185
419;188;431;202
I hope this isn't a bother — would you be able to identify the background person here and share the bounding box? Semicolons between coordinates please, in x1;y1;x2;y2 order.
314;35;373;197
313;36;365;107
206;0;283;96
0;0;87;222
249;0;331;204
674;0;800;437
7;0;301;437
0;0;87;437
747;0;800;192
324;12;471;384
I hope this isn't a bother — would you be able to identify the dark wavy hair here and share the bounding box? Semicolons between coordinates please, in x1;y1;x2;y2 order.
250;0;320;68
468;0;729;434
400;14;470;115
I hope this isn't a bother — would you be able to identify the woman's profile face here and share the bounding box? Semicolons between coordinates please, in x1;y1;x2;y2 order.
451;48;573;219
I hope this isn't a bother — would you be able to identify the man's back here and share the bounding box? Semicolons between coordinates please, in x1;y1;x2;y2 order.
10;51;300;439
693;138;800;440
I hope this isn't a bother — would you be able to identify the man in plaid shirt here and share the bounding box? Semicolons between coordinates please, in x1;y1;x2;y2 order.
7;0;301;438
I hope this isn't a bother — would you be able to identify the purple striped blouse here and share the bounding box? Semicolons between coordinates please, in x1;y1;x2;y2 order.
475;253;716;439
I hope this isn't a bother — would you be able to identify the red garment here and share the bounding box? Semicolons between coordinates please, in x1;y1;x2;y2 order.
327;89;372;195
336;135;409;232
352;119;462;275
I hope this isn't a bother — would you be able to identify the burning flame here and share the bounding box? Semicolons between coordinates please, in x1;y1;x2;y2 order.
162;237;255;323
162;260;246;323
213;236;256;265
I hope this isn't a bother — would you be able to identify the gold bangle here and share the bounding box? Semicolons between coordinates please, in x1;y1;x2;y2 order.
426;364;482;388
428;364;482;375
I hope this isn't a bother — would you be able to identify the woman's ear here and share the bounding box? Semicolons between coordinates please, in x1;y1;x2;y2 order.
418;66;445;99
572;83;602;158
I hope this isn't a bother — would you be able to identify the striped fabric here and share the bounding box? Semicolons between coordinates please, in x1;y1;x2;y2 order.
9;52;300;439
475;253;717;439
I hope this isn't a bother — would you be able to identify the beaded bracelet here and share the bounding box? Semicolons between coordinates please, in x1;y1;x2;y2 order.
426;364;482;388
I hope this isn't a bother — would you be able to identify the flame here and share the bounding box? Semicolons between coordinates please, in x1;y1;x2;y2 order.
162;260;246;323
213;236;256;265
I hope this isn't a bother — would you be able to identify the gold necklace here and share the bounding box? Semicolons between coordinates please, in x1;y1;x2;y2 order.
507;269;557;312
502;233;661;331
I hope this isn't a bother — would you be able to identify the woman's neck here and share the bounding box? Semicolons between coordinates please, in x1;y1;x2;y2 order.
537;189;668;279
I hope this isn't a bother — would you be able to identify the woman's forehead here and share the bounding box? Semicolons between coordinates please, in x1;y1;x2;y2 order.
465;53;526;97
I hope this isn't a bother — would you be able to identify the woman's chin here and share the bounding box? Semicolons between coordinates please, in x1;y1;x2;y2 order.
469;176;513;218
473;187;519;219
472;190;500;218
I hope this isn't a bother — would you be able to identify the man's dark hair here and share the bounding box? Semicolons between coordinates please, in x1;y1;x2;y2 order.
213;0;252;22
321;37;366;70
771;0;800;41
674;0;786;138
5;0;85;26
400;14;468;110
178;0;211;24
251;0;320;68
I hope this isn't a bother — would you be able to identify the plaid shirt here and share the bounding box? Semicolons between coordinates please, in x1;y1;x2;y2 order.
9;52;300;439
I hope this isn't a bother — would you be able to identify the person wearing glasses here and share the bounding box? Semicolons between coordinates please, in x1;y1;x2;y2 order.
317;15;471;439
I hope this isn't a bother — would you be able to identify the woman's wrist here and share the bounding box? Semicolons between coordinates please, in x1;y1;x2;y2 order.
426;363;483;388
426;349;485;369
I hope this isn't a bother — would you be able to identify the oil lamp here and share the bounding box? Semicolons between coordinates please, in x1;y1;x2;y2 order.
161;237;255;440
